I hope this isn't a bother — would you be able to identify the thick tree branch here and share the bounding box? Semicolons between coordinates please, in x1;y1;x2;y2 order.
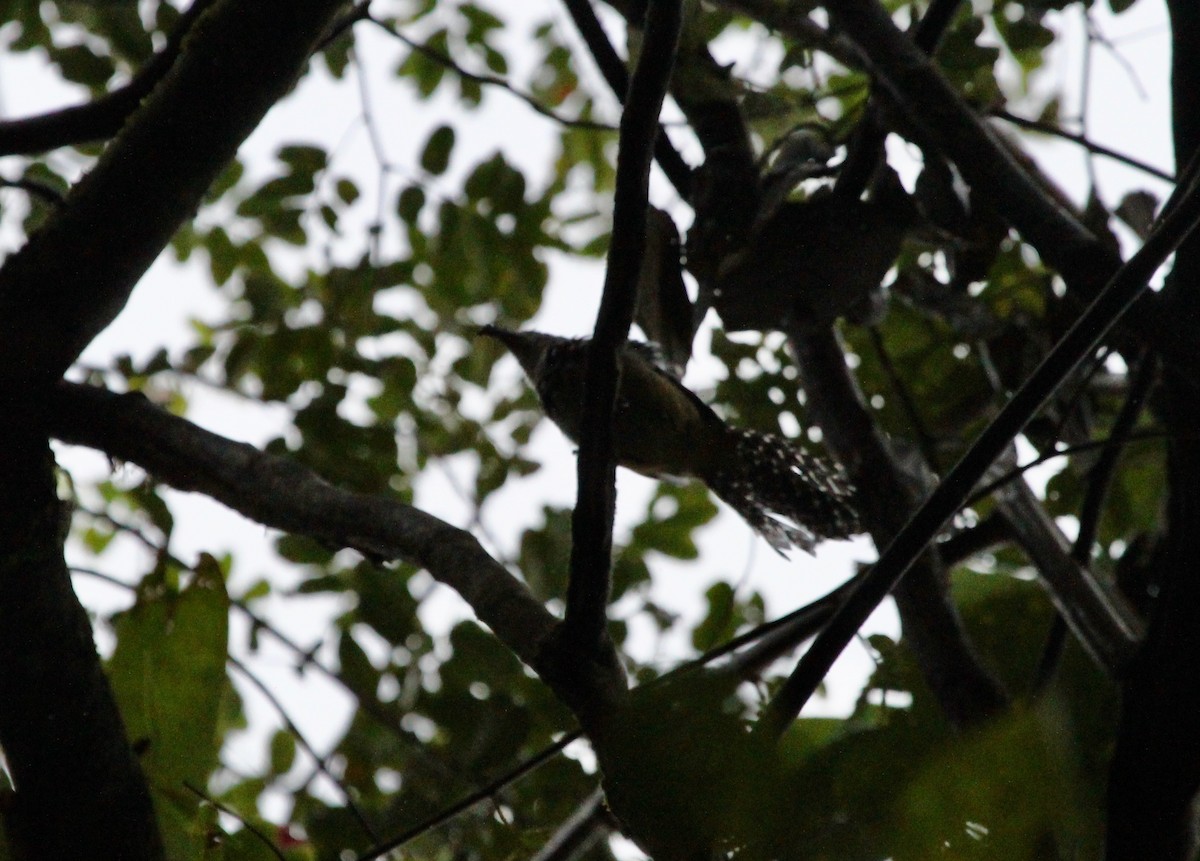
565;0;682;667
762;157;1200;735
824;0;1200;375
46;383;566;692
993;474;1141;675
0;410;163;860
0;0;219;156
0;0;352;389
1107;4;1200;854
786;326;1009;729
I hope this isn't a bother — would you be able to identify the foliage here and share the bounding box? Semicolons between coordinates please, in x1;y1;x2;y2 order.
0;0;1178;858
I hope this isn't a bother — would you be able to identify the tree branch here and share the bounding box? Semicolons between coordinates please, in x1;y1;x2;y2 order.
762;157;1200;735
564;0;682;672
993;473;1141;675
1106;4;1200;852
560;0;693;198
993;109;1175;184
47;383;565;691
785;326;1009;729
0;0;220;156
823;0;1200;376
367;16;615;132
0;411;163;859
529;789;611;861
0;0;352;389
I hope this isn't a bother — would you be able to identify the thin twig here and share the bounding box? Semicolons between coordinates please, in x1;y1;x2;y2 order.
367;16;614;132
0;177;65;205
967;427;1175;507
992;110;1174;183
559;0;693;198
182;780;288;861
866;326;940;468
351;734;577;861
228;656;380;841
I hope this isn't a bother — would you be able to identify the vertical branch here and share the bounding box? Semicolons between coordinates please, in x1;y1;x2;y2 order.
0;410;163;859
563;0;683;657
1106;4;1200;854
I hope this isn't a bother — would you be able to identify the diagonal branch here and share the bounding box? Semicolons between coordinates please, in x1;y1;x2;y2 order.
0;0;220;156
762;155;1200;736
560;0;693;198
824;0;1200;376
787;326;1009;728
993;473;1141;676
47;383;564;688
0;0;353;390
366;16;614;132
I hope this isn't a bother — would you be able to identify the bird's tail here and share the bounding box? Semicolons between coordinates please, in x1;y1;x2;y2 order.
705;427;860;555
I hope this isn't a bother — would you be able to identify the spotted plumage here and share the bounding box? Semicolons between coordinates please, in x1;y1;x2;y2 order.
481;325;861;554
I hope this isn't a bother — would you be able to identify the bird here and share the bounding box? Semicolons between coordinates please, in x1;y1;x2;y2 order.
480;325;861;554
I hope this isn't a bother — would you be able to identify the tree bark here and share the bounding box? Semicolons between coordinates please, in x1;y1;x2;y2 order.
1106;3;1200;856
0;406;162;860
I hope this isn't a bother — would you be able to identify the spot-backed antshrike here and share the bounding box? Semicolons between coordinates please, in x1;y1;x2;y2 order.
481;325;861;554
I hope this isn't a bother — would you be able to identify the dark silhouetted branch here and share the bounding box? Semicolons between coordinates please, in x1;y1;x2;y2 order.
564;0;682;682
763;157;1200;736
824;0;1200;376
787;326;1009;729
994;110;1175;183
560;0;693;198
0;415;164;859
48;383;563;682
0;0;353;389
367;16;615;132
0;0;219;156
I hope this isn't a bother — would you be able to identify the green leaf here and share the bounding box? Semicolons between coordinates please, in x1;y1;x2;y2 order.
269;729;297;776
420;125;456;176
894;703;1091;857
53;42;114;86
107;557;230;856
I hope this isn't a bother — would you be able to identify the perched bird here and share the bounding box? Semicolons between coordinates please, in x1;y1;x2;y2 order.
481;325;860;554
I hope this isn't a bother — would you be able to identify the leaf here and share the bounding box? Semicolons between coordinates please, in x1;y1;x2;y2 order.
53;42;114;86
107;558;230;856
893;703;1092;858
420;124;456;176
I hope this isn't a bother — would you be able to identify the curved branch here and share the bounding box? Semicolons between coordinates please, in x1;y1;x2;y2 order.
993;110;1175;184
560;0;693;198
824;0;1200;375
367;17;615;132
0;0;352;390
47;383;562;681
0;0;219;156
787;326;1009;729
